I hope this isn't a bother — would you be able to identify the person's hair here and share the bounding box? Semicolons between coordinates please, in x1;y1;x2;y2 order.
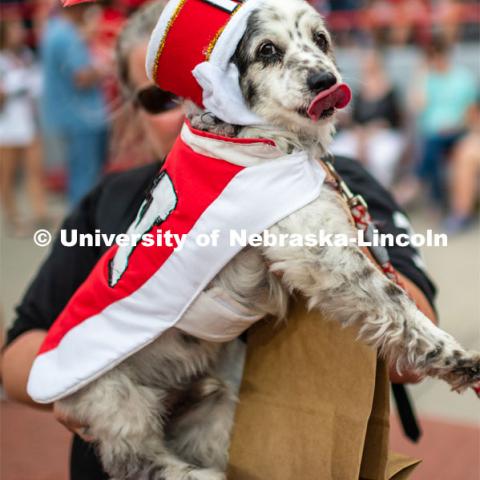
425;34;451;60
110;1;169;167
116;0;167;95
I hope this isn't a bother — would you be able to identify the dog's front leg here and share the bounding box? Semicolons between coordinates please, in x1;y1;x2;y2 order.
262;187;480;392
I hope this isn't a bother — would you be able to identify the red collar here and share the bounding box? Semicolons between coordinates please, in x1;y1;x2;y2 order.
184;119;276;147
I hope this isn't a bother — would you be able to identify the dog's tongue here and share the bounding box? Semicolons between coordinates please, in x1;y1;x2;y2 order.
307;83;352;121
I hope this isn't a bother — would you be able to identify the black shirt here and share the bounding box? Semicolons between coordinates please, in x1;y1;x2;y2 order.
6;156;436;480
352;88;403;130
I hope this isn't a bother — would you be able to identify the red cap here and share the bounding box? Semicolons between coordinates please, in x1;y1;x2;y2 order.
147;0;244;106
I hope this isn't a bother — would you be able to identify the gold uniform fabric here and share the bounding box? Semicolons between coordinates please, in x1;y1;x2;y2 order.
228;299;420;480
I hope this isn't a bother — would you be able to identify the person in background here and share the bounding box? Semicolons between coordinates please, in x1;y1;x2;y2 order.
443;97;480;233
109;2;183;170
411;35;477;208
40;3;109;208
0;17;47;235
331;49;405;188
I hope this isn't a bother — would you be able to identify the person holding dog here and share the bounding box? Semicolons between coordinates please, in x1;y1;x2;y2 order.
3;2;437;479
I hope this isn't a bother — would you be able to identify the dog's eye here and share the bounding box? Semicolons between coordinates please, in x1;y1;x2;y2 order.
313;32;329;52
257;42;278;58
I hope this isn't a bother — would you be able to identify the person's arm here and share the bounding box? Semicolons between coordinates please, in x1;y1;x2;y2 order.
2;330;49;408
408;65;427;115
2;332;95;440
1;186;104;408
58;26;102;90
388;272;437;383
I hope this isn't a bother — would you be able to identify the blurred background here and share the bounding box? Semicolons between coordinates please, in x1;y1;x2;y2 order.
0;0;479;478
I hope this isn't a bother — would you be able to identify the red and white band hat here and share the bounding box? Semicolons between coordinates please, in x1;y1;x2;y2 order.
146;0;266;125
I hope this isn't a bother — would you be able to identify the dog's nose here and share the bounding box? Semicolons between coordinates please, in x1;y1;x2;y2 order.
307;71;337;92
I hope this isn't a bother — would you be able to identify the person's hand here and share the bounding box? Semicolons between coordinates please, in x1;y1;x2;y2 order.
53;402;95;442
389;364;424;384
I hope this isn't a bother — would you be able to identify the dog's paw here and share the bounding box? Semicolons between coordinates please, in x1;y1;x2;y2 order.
436;350;480;393
143;465;225;480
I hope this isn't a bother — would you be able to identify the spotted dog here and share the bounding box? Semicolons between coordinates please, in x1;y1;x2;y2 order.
57;1;480;479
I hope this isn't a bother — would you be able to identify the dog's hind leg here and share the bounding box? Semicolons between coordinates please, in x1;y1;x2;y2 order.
57;368;163;478
166;376;237;471
58;369;225;480
262;187;480;392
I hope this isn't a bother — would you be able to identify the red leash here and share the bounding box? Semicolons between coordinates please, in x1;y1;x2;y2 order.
324;160;402;285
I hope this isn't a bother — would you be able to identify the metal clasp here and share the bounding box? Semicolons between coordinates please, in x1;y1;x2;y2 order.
324;160;367;208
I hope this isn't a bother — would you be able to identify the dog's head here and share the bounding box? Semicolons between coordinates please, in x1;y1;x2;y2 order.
232;0;349;144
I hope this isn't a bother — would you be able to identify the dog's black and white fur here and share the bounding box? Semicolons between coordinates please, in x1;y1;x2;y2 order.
57;1;480;479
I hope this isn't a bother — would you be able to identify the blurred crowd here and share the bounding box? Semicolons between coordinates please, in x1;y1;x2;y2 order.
0;0;479;236
331;36;479;233
313;0;480;46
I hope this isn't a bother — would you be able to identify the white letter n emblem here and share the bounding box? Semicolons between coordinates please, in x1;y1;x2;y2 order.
109;171;178;287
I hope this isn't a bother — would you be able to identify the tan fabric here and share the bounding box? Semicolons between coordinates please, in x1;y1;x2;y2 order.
228;299;420;480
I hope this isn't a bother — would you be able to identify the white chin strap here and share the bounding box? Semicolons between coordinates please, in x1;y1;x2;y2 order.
192;0;266;126
193;62;265;126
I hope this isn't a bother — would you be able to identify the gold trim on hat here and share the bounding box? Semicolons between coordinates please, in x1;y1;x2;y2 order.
152;0;188;81
205;2;242;60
